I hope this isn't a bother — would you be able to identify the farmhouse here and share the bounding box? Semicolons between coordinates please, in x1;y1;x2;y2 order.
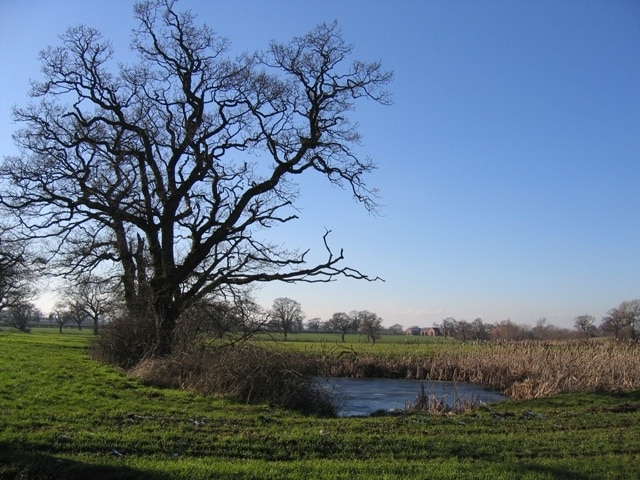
405;326;442;336
420;327;442;337
405;326;422;336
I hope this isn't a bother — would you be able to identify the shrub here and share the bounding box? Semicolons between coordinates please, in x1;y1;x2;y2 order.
130;343;335;416
90;312;157;369
92;297;265;368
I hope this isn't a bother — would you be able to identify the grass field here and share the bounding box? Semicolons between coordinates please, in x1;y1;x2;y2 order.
1;329;639;479
255;332;457;357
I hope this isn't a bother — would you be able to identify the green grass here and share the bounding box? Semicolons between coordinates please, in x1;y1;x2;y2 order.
1;329;639;479
256;332;458;358
259;332;449;344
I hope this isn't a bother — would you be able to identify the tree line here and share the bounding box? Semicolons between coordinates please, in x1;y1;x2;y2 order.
268;297;384;343
268;298;640;343
428;305;639;342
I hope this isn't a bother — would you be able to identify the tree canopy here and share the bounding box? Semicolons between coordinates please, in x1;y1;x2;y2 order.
0;0;392;355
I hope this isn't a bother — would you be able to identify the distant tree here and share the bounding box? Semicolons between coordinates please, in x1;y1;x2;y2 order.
388;323;404;335
0;1;391;358
532;317;550;340
455;320;472;342
600;307;631;340
328;312;352;342
52;303;72;334
491;320;532;341
62;274;113;334
7;302;40;332
531;317;575;341
319;319;332;332
68;304;90;330
471;318;491;341
178;295;265;343
349;310;362;334
306;317;322;333
617;300;640;342
439;317;457;339
355;310;382;344
573;314;596;339
270;297;304;340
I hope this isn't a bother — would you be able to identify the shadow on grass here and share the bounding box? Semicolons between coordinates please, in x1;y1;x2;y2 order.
510;463;591;480
0;443;171;480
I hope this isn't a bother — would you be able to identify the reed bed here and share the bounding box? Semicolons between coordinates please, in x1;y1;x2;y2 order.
405;382;481;415
314;340;640;399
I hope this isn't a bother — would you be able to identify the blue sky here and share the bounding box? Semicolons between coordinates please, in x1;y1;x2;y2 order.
1;1;639;328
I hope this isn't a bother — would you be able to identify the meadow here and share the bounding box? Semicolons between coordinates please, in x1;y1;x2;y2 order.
1;329;639;479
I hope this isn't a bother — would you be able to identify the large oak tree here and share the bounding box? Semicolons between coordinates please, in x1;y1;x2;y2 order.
0;0;391;355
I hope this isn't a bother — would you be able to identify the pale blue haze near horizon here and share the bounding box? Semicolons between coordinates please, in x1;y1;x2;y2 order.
1;1;639;329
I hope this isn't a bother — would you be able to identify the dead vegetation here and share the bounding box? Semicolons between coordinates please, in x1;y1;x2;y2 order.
316;340;640;399
126;337;638;417
406;382;481;415
129;343;336;416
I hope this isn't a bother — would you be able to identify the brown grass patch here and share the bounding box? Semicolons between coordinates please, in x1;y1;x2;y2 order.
316;340;640;399
130;343;336;415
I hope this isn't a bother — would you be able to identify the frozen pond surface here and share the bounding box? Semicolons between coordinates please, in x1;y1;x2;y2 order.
316;377;506;417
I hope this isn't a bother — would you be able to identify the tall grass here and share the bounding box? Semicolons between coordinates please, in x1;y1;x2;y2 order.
129;343;336;416
310;340;640;399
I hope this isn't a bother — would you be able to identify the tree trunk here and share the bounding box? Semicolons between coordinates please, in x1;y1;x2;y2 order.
151;291;180;357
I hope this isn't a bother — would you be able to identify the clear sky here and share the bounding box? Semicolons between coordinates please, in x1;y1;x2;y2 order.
1;0;639;329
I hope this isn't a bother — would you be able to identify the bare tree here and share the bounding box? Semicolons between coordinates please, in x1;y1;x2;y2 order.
52;303;71;334
490;320;532;341
0;226;37;313
471;317;491;341
62;274;113;334
305;317;322;333
349;310;362;335
532;317;550;340
356;310;382;344
68;304;90;330
574;314;596;339
616;299;640;342
439;317;457;339
174;295;266;348
7;302;41;332
0;1;391;356
600;307;631;340
328;312;352;342
388;323;404;335
270;297;303;340
455;320;472;342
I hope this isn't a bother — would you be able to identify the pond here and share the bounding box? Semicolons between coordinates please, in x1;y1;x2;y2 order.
315;377;506;417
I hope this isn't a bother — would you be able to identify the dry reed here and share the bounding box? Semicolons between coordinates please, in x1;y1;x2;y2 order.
406;382;481;415
130;343;336;415
316;340;640;399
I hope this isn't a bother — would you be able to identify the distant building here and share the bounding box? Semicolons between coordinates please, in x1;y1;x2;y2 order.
405;326;422;336
420;327;442;337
